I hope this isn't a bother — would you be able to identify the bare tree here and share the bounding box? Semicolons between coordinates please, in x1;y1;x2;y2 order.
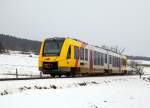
101;45;125;54
101;45;109;50
0;42;5;53
128;60;144;78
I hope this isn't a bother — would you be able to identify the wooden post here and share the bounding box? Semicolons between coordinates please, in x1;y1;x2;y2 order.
16;68;18;78
40;72;42;78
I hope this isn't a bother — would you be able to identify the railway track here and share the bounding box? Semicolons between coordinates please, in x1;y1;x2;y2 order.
0;74;146;81
0;77;52;81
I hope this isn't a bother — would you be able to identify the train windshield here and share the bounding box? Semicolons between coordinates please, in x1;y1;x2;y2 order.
43;38;65;56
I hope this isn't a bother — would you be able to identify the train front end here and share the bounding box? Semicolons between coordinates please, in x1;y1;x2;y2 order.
38;37;67;76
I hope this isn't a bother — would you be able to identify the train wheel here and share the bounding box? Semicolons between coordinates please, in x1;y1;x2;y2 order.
58;75;61;78
71;72;76;77
66;73;70;77
51;74;55;78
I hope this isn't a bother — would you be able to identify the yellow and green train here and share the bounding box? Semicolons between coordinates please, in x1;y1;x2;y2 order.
39;37;128;77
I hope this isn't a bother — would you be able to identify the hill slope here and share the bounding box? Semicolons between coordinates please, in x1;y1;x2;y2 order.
0;34;41;54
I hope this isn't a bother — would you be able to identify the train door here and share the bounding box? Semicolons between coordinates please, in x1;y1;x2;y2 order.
90;50;93;71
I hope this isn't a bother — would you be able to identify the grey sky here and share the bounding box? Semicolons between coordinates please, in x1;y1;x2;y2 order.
0;0;150;56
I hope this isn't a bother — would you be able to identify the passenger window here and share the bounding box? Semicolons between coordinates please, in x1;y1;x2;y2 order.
113;56;115;67
85;49;88;61
80;48;84;60
94;51;96;65
105;54;107;63
101;53;104;65
74;46;79;59
98;52;100;65
96;52;98;65
109;55;111;64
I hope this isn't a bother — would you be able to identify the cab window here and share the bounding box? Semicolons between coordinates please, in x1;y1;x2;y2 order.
67;46;71;59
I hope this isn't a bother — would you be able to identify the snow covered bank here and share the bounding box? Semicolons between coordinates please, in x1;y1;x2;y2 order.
0;52;40;77
143;67;150;74
128;60;150;74
1;51;150;78
0;75;150;108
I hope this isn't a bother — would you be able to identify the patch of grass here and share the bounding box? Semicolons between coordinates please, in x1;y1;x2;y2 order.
78;82;87;86
50;85;57;89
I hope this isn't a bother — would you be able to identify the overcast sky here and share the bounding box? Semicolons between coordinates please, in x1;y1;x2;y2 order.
0;0;150;56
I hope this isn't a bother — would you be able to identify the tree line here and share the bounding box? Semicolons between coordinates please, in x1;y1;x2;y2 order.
127;55;150;61
0;34;150;61
0;34;41;54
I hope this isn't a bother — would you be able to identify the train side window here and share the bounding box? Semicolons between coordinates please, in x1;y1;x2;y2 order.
118;58;119;67
101;53;104;65
115;57;116;67
112;56;113;66
113;56;115;67
85;48;88;61
115;57;117;67
74;46;79;59
80;48;84;60
95;52;97;65
105;54;107;63
109;55;111;64
94;51;96;65
111;56;113;65
67;46;71;59
118;58;120;66
119;58;121;66
100;53;102;65
94;51;98;65
116;57;118;67
117;57;118;67
96;52;98;65
98;52;100;65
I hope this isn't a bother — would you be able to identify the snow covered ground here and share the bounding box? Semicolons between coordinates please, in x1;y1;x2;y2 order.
0;52;150;78
0;75;150;108
136;60;150;65
137;60;150;74
143;67;150;74
0;52;150;108
128;59;150;74
0;51;40;78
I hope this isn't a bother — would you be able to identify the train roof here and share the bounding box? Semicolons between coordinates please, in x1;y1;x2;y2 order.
45;37;65;41
45;37;124;56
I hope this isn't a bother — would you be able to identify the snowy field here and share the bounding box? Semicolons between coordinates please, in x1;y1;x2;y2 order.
0;52;150;108
136;60;150;74
0;75;150;108
0;51;40;78
128;60;150;75
0;52;150;78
